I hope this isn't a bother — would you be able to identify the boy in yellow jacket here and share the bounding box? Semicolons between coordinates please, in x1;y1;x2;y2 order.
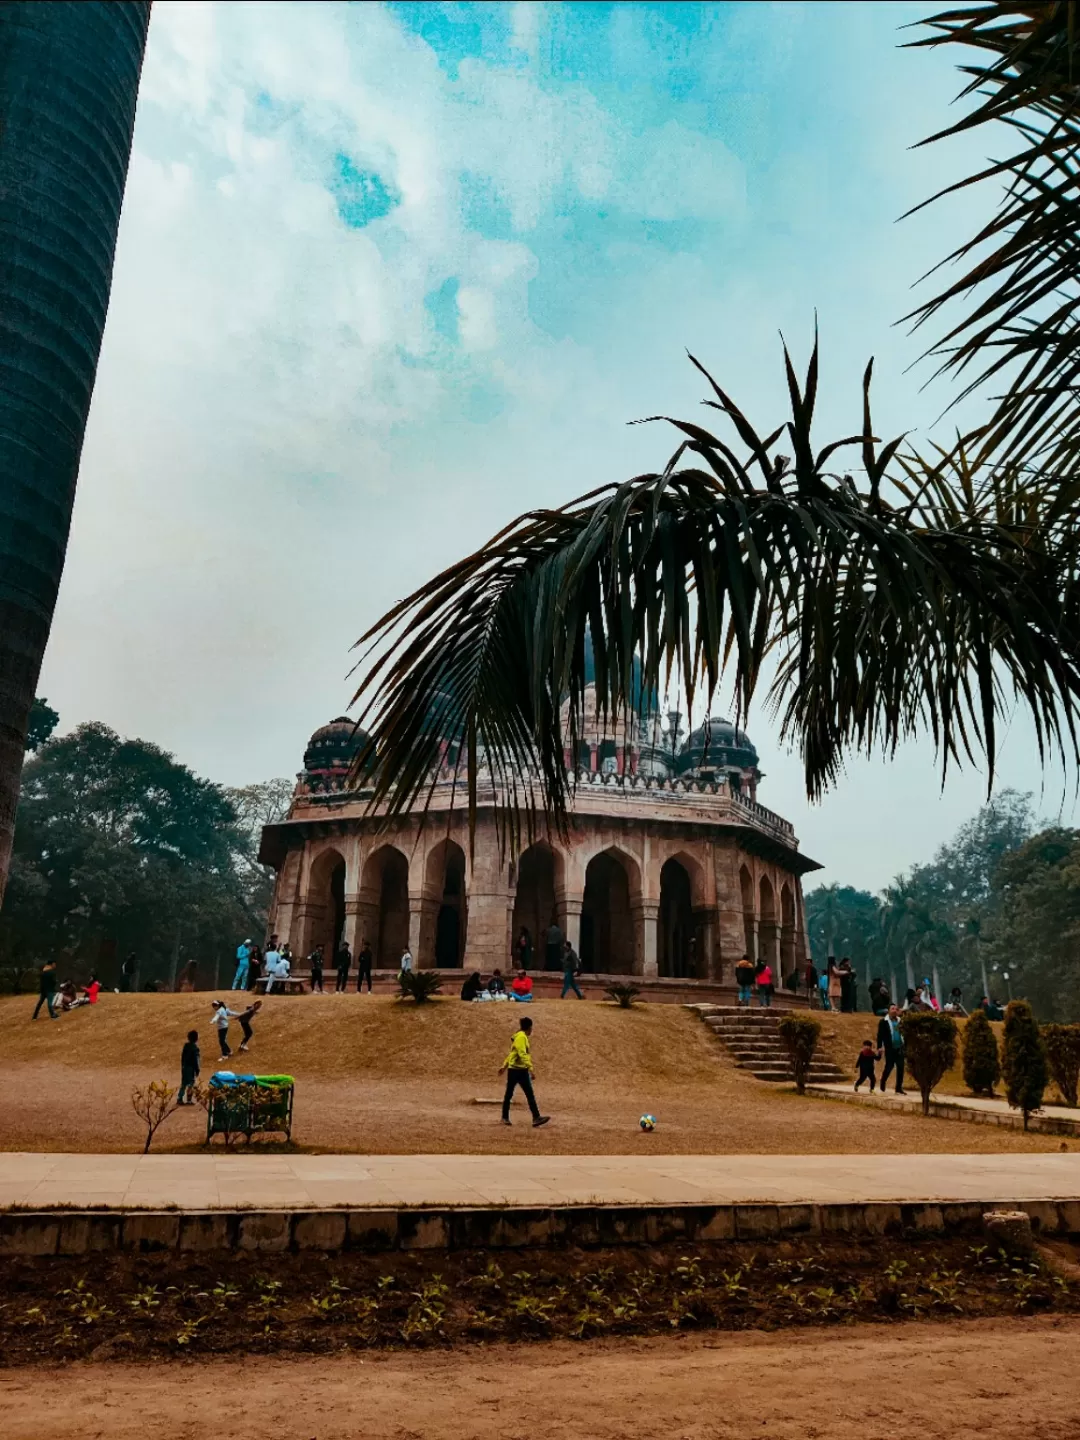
499;1016;551;1128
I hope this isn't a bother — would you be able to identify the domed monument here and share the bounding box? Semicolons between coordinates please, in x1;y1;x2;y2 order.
260;656;819;995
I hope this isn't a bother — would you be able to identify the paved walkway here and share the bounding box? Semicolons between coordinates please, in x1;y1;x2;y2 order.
1;1153;1079;1210
809;1084;1080;1132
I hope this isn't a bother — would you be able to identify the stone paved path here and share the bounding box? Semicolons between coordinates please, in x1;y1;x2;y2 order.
1;1152;1079;1210
808;1083;1080;1132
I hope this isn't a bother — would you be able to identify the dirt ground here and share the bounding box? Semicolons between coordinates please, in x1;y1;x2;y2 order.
5;1316;1078;1439
0;994;1066;1154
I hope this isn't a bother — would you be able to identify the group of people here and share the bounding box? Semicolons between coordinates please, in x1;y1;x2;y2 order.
852;1005;909;1095
734;954;777;1007
32;961;101;1020
232;936;297;992
177;998;262;1101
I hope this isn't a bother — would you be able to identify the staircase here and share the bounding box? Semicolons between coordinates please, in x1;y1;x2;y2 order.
690;1004;847;1085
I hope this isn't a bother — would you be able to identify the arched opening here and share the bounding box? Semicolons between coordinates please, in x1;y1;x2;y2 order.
739;864;755;958
512;843;561;970
307;847;347;957
759;874;778;970
365;845;410;969
581;849;637;974
659;858;694;978
780;882;796;981
427;839;468;969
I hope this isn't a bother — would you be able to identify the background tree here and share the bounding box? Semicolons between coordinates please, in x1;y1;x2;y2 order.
224;778;294;919
961;1008;1001;1096
804;885;881;982
0;723;266;988
986;829;1080;1019
900;1010;958;1115
24;699;58;754
1002;999;1049;1130
0;3;151;906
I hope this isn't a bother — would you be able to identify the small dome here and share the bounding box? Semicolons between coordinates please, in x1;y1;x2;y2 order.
303;716;370;774
676;717;758;775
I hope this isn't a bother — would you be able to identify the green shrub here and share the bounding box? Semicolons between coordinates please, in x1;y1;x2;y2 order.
1003;1000;1048;1130
397;969;443;1004
961;1009;1001;1097
900;1011;958;1115
604;983;641;1009
1041;1023;1080;1108
777;1014;821;1094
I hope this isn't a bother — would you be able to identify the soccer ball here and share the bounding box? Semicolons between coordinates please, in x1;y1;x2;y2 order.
639;1113;656;1131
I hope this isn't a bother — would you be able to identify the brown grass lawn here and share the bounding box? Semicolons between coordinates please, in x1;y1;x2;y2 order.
0;993;1069;1157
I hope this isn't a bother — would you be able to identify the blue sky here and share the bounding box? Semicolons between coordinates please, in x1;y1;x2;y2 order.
40;1;1073;891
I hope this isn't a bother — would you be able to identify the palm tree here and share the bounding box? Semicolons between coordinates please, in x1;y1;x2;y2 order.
349;3;1080;847
0;3;151;904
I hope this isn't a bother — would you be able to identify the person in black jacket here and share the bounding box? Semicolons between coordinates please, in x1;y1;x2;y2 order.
335;940;352;993
356;939;373;994
876;1005;907;1095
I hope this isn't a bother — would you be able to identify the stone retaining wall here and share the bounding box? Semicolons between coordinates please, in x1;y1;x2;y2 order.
2;1199;1078;1256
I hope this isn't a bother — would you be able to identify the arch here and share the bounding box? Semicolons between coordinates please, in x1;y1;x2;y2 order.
363;844;410;968
581;847;639;975
739;864;755;958
512;841;565;971
659;858;695;978
758;873;779;970
306;846;347;957
426;838;468;969
780;882;796;980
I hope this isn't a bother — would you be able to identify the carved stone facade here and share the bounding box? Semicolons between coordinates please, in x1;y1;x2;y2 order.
260;706;820;986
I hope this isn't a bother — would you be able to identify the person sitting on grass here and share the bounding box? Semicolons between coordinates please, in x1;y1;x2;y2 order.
854;1039;880;1092
511;969;534;1002
499;1015;550;1128
487;969;506;995
180;1029;200;1104
460;971;484;1002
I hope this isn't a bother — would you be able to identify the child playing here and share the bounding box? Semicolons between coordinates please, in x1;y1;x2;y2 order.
237;999;262;1053
211;1000;239;1060
180;1029;200;1104
854;1038;880;1092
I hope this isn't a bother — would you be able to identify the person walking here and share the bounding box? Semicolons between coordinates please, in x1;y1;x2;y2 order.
119;952;136;993
335;940;352;993
211;1000;239;1061
560;940;584;999
854;1038;879;1092
237;999;262;1053
543;920;562;973
876;1004;907;1095
308;944;324;993
755;959;775;1008
735;954;756;1007
356;939;373;993
32;960;58;1020
499;1015;550;1128
232;939;252;990
179;1029;200;1103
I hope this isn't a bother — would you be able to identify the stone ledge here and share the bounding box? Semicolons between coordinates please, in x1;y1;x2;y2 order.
0;1199;1076;1256
805;1085;1080;1136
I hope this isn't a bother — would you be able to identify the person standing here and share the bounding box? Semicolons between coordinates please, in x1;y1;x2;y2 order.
399;946;414;975
543;921;561;973
499;1016;550;1128
876;1004;907;1095
560;940;584;999
335;940;352;993
827;959;842;1012
119;952;136;993
839;957;856;1013
755;959;775;1008
247;944;263;992
237;999;262;1053
356;938;373;993
735;954;756;1007
232;940;252;990
179;1029;200;1104
308;944;324;993
211;1000;239;1060
32;960;58;1020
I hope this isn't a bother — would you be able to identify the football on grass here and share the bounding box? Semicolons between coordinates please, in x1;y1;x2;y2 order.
639;1113;656;1131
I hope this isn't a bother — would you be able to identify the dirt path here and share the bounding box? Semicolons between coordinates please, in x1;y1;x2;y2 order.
5;1317;1077;1439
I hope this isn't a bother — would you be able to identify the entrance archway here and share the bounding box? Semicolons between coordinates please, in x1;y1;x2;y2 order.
740;864;755;958
512;843;561;969
581;849;638;974
759;874;778;969
659;858;694;977
306;847;346;957
364;845;409;968
427;839;468;968
780;882;796;981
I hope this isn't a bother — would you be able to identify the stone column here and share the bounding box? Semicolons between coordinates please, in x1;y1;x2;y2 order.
556;888;584;953
633;899;660;978
694;907;717;981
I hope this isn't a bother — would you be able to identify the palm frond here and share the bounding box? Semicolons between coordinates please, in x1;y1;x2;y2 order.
349;343;1080;851
905;1;1080;471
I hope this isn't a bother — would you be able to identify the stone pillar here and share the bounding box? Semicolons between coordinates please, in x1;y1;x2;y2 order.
460;821;514;969
556;888;583;953
758;919;779;969
633;900;660;978
695;907;717;981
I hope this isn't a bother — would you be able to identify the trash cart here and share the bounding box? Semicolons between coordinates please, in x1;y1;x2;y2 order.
206;1072;294;1144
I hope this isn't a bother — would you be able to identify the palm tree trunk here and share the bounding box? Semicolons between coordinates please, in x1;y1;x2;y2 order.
0;2;150;906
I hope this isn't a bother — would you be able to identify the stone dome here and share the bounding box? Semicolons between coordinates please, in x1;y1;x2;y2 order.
303;716;370;774
676;717;759;776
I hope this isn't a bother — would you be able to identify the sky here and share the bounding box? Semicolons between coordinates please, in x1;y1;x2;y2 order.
37;0;1078;892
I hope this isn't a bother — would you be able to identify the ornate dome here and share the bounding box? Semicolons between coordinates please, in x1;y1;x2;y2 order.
303;717;370;774
676;717;759;776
